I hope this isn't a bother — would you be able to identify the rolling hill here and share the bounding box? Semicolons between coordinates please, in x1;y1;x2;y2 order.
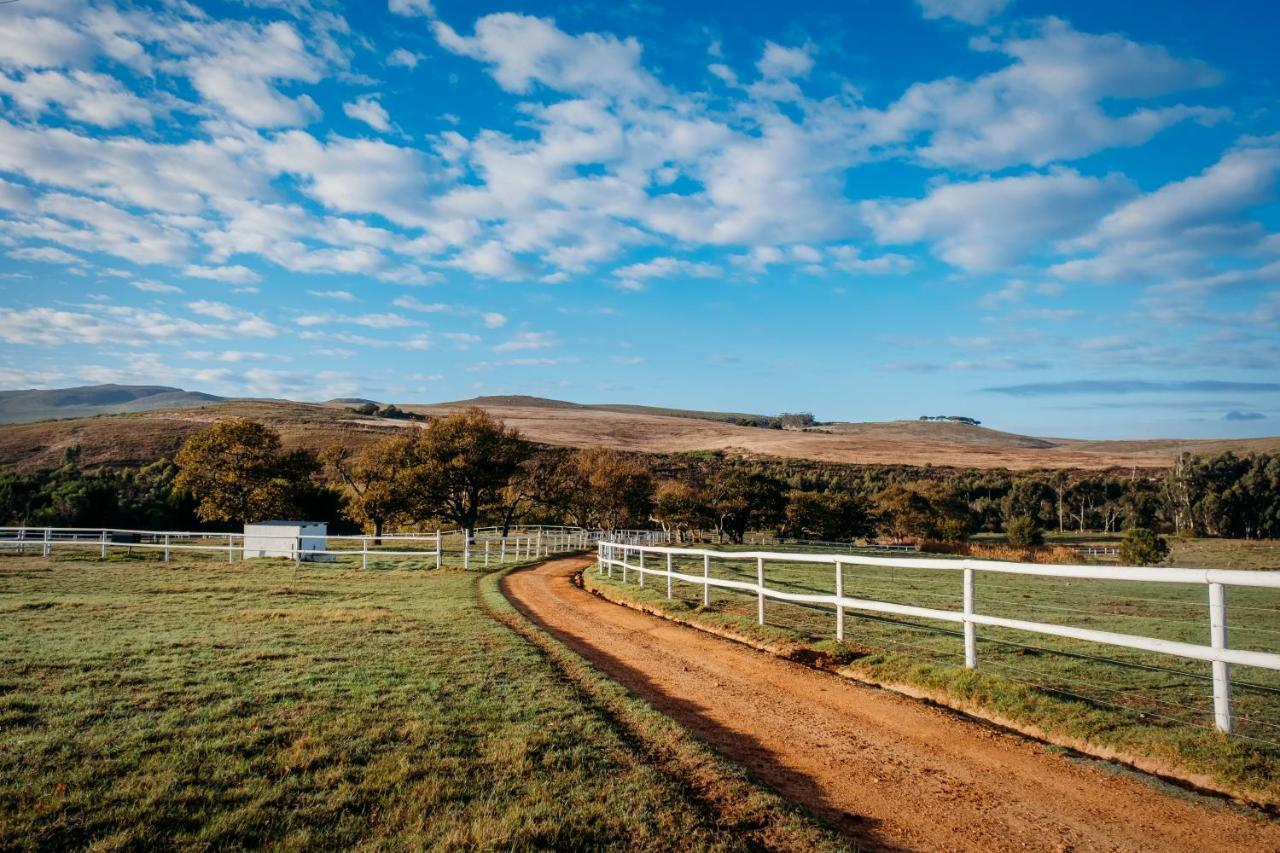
2;387;1277;472
0;384;225;424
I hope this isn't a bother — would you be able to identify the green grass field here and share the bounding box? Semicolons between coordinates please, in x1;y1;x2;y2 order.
0;553;843;850
587;542;1280;805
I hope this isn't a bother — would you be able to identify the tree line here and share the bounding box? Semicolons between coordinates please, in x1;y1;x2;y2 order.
1;411;1277;543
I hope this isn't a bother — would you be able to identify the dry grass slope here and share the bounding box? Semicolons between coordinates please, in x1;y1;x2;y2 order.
1;398;1278;471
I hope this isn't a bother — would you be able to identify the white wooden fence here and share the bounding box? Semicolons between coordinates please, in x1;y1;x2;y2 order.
597;541;1280;735
0;524;621;569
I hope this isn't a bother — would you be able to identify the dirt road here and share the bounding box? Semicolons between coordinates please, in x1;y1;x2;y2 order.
501;557;1280;852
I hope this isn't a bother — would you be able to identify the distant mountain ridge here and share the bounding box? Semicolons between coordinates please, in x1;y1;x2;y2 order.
0;384;225;424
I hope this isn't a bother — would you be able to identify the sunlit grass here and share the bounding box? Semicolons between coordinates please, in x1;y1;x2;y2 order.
0;554;843;849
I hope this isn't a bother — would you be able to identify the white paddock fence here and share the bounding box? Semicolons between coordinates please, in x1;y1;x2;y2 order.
598;541;1280;736
0;524;663;570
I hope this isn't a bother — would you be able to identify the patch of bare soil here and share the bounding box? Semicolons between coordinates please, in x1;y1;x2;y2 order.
502;557;1280;852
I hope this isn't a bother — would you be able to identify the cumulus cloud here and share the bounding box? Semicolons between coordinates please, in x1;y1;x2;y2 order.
875;18;1224;170
756;43;813;79
184;264;262;284
865;169;1130;271
613;257;720;290
0;304;274;345
1052;140;1280;288
433;13;661;98
343;94;393;132
0;70;154;127
386;48;422;69
389;0;435;17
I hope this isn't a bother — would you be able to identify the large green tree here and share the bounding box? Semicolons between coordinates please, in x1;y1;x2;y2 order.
174;419;320;525
322;435;420;542
406;408;530;536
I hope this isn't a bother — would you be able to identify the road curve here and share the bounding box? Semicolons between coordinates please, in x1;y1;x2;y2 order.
501;556;1280;852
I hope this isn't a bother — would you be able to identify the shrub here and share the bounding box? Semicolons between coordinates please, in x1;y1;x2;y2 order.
1005;516;1043;548
1118;527;1169;566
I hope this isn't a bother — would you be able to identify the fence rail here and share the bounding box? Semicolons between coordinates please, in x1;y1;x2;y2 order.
597;542;1280;736
0;525;665;569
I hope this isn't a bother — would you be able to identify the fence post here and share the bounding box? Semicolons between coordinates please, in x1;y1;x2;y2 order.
362;536;369;570
464;535;471;570
17;527;25;555
835;560;844;643
100;530;108;560
638;550;645;588
43;527;51;558
228;534;234;564
164;533;170;563
703;553;710;608
622;546;629;583
1209;583;1233;733
666;552;673;598
500;536;507;563
435;529;442;570
756;556;765;625
294;536;301;565
484;539;490;567
597;542;604;574
963;567;976;669
536;529;542;557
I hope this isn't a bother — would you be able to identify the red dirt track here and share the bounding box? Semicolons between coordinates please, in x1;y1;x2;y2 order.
501;556;1280;852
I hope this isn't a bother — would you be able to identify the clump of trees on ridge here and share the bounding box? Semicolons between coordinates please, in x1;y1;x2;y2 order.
1;411;1278;548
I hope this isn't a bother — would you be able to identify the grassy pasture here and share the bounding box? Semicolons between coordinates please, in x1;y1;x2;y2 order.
587;541;1280;804
0;553;842;850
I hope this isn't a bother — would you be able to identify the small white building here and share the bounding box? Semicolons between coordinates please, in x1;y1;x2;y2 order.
243;521;328;560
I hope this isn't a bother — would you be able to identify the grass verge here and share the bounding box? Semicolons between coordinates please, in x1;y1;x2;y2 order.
0;554;847;850
583;565;1280;809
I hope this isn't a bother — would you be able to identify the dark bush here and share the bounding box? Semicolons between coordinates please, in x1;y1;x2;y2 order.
1005;516;1043;548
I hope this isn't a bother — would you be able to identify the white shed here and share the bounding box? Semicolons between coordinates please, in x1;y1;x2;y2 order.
243;521;328;560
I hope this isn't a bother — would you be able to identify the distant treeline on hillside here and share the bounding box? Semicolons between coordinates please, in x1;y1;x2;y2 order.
2;421;1277;542
919;415;982;425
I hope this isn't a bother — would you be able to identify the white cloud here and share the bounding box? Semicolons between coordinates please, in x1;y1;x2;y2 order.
433;13;661;98
876;18;1224;170
756;43;813;79
482;312;507;328
386;48;422;69
132;280;183;294
184;264;262;284
865;169;1131;271
8;246;84;265
916;0;1011;25
0;15;94;69
343;94;393;133
184;21;325;128
613;257;720;290
493;330;560;352
0;304;273;345
1052;141;1280;287
308;289;356;301
392;295;450;312
0;69;153;127
389;0;435;17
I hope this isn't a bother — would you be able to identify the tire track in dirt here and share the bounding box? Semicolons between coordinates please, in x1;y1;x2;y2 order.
502;556;1280;852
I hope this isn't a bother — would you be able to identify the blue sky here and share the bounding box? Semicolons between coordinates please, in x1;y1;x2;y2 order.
0;0;1278;439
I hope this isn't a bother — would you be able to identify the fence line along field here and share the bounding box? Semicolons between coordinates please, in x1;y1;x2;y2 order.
589;540;1280;804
